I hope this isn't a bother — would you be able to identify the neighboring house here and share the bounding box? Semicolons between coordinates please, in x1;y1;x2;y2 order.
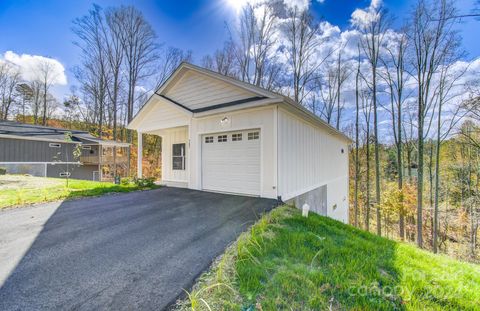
0;121;130;182
128;63;352;223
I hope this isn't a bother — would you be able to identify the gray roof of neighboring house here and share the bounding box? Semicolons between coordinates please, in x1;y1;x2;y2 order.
0;121;130;146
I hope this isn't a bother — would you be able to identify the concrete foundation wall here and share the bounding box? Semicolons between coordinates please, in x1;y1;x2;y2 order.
287;184;327;216
46;164;97;180
286;180;348;224
0;163;46;177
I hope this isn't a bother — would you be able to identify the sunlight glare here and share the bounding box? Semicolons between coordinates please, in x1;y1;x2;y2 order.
224;0;249;13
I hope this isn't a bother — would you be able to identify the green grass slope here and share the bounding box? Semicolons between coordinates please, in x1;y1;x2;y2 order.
0;175;158;208
177;206;480;311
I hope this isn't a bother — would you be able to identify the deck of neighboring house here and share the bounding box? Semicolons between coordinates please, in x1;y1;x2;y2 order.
0;121;130;182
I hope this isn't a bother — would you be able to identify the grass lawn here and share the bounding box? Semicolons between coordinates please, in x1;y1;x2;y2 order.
0;174;159;209
176;206;480;311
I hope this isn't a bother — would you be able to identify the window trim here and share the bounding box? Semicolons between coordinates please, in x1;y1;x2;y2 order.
81;146;92;150
172;143;186;170
49;143;61;148
59;172;71;177
232;133;242;141
248;131;260;140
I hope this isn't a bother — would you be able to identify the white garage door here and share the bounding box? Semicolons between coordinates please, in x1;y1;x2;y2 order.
202;129;261;196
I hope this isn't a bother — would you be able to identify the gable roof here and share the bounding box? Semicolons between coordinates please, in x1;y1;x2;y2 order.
0;121;130;146
128;62;352;143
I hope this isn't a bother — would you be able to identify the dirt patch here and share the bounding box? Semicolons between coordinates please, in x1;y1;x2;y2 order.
0;175;63;191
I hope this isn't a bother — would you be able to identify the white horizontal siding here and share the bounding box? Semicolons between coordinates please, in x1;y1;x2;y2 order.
138;99;190;133
165;71;255;110
278;108;349;221
201;129;261;196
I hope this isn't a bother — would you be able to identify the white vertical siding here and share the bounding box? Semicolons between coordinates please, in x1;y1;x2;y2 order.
278;108;349;222
161;127;189;183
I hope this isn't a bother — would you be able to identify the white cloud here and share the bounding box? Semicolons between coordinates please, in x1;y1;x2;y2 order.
371;0;382;9
0;51;67;85
350;0;383;28
283;0;310;11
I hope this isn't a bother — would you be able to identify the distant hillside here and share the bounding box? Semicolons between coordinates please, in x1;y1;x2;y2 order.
176;206;480;310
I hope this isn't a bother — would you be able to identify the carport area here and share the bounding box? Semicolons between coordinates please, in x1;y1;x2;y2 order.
0;187;276;310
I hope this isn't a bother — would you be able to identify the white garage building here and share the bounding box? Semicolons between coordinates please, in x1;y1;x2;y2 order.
128;63;351;223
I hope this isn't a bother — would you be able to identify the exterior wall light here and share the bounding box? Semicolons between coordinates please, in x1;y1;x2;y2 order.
220;116;231;127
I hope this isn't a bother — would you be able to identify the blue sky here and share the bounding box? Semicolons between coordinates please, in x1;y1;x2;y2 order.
0;0;478;97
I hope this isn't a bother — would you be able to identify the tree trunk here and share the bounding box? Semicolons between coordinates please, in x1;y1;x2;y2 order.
42;82;47;126
373;68;381;236
433;107;442;253
366;128;371;231
417;106;424;248
354;70;360;228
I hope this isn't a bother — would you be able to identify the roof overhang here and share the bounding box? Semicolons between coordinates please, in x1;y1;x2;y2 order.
192;97;281;118
80;140;131;147
127;93;192;131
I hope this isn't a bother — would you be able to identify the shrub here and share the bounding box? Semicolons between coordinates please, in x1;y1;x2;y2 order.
134;177;155;188
0;167;6;175
120;177;133;186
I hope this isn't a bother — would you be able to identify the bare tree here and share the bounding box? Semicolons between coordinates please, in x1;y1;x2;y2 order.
356;3;391;236
29;81;42;124
409;0;460;248
362;90;373;231
230;2;279;88
316;70;336;124
34;60;58;125
156;46;192;88
284;7;330;105
380;31;409;239
104;7;125;140
432;56;468;253
317;42;351;128
115;5;158;143
354;47;362;227
202;41;238;77
15;83;34;122
0;62;20;120
73;4;110;138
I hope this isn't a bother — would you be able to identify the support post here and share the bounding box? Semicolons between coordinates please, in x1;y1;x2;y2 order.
137;131;143;178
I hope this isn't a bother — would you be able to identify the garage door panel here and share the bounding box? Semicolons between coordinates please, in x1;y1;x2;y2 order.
202;129;261;196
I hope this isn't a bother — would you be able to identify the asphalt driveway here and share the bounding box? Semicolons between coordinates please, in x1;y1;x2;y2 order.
0;187;276;310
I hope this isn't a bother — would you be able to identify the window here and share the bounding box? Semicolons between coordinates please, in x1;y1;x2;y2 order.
217;135;227;142
59;172;71;177
172;143;186;170
49;143;61;148
232;133;242;141
248;131;259;140
205;136;214;143
82;146;91;150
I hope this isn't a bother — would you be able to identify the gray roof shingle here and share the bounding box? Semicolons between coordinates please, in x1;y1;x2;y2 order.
0;121;129;146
